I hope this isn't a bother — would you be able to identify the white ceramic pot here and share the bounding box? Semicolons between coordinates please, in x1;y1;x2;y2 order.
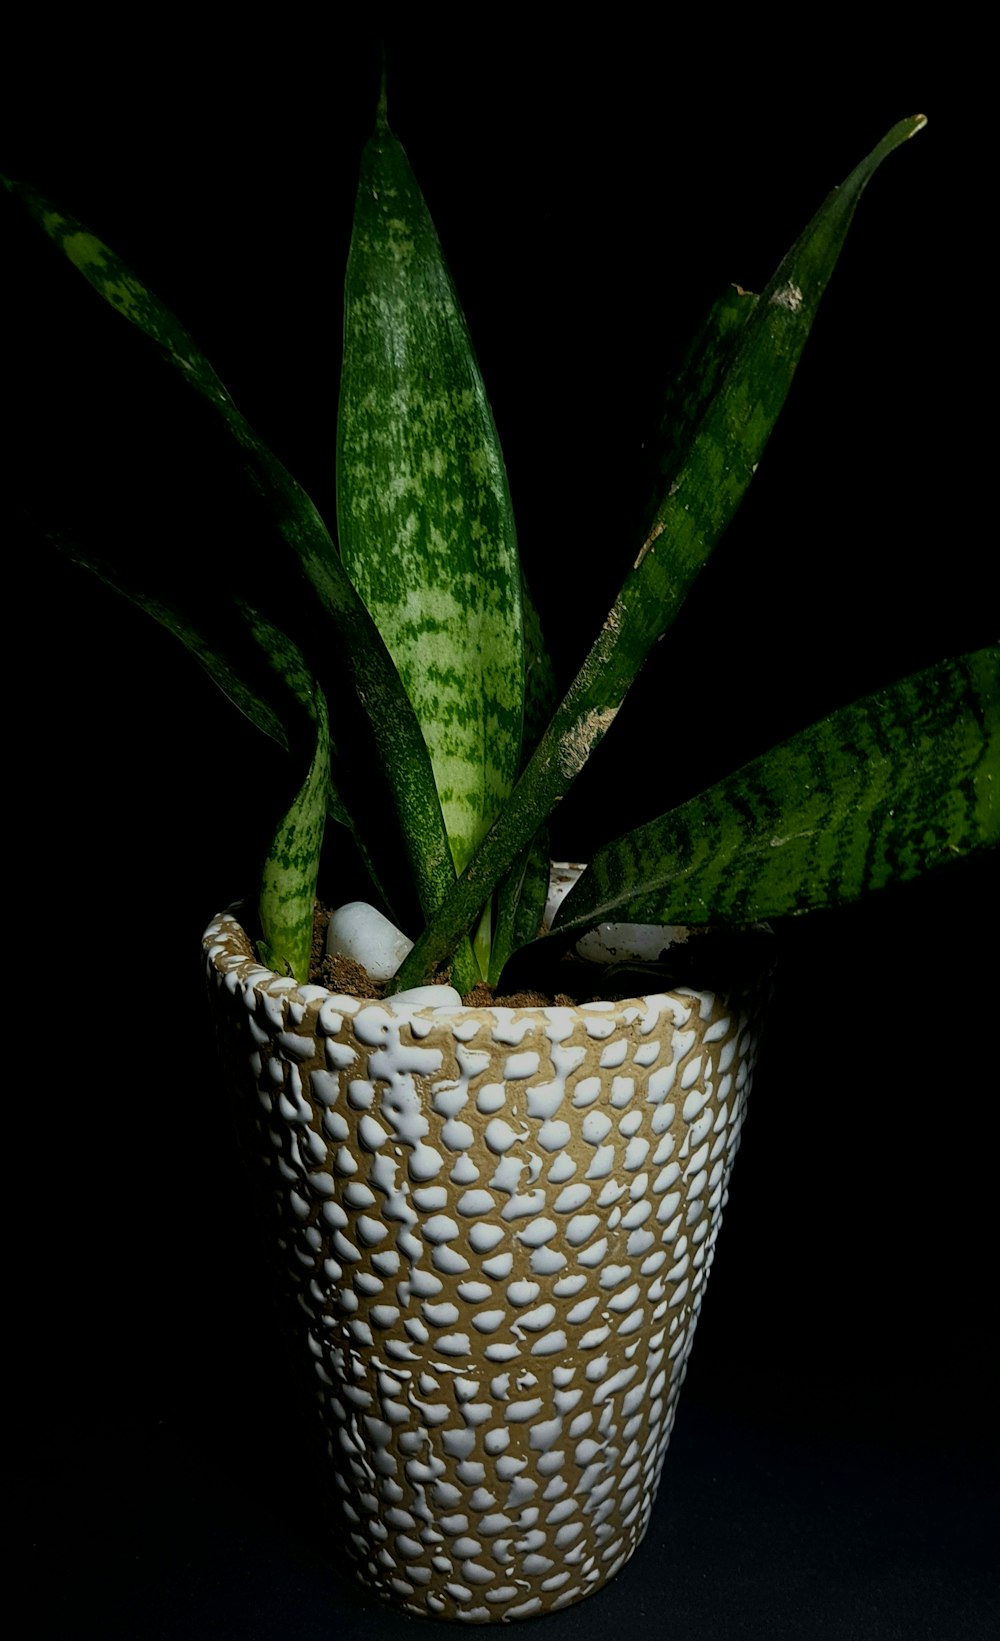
204;910;770;1621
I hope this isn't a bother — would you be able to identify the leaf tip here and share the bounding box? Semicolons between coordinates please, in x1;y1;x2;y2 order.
377;54;390;132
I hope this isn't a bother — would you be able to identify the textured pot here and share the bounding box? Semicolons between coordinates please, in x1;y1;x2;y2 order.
204;910;769;1621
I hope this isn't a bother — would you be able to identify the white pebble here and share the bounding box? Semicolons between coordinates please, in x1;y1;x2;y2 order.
326;902;414;981
388;985;463;1012
575;922;682;965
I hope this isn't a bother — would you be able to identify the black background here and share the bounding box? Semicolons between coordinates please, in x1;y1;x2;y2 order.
6;21;996;1640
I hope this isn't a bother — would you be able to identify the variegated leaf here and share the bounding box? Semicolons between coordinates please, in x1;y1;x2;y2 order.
338;101;523;880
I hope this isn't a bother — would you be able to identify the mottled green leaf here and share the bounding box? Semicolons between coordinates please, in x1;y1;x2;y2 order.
258;684;330;981
338;103;523;880
551;649;999;935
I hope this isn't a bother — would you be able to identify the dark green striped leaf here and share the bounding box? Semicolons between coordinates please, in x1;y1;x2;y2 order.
520;570;558;767
638;282;758;540
41;525;289;750
551;649;999;935
338;102;523;881
488;832;551;988
4;174;458;928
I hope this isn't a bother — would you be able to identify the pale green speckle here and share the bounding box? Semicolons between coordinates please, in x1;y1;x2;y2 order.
339;120;524;881
63;230;107;270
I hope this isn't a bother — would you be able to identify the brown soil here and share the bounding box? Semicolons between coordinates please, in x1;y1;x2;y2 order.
310;900;566;1006
307;901;770;1008
461;982;575;1010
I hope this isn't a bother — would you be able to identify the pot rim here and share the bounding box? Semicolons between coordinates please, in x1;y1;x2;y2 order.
204;908;773;1029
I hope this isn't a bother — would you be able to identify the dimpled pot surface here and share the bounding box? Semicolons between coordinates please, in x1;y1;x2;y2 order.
205;912;767;1621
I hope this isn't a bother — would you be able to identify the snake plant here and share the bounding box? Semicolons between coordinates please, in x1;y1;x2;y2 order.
5;100;997;992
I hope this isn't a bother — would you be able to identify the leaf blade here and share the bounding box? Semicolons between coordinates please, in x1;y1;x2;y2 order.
36;522;290;750
552;649;1000;935
338;113;524;880
258;685;331;981
4;174;459;927
637;281;759;542
394;116;928;985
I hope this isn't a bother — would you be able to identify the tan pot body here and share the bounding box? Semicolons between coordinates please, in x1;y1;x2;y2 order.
204;912;768;1622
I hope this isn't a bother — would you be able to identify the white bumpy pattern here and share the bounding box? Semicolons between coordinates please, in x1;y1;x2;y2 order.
205;912;766;1622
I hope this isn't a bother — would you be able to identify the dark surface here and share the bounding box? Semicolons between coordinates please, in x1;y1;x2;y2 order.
21;1395;997;1641
8;24;996;1641
17;860;999;1640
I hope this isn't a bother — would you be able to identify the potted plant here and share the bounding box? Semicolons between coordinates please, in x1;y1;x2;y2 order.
7;65;996;1625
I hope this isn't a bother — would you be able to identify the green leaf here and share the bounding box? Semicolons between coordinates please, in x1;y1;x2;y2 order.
337;105;524;881
393;116;928;987
519;569;558;765
488;832;551;987
480;574;556;983
638;282;758;541
258;684;331;981
4;174;459;929
39;519;389;927
39;524;289;750
481;573;557;983
550;649;999;935
235;600;352;828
